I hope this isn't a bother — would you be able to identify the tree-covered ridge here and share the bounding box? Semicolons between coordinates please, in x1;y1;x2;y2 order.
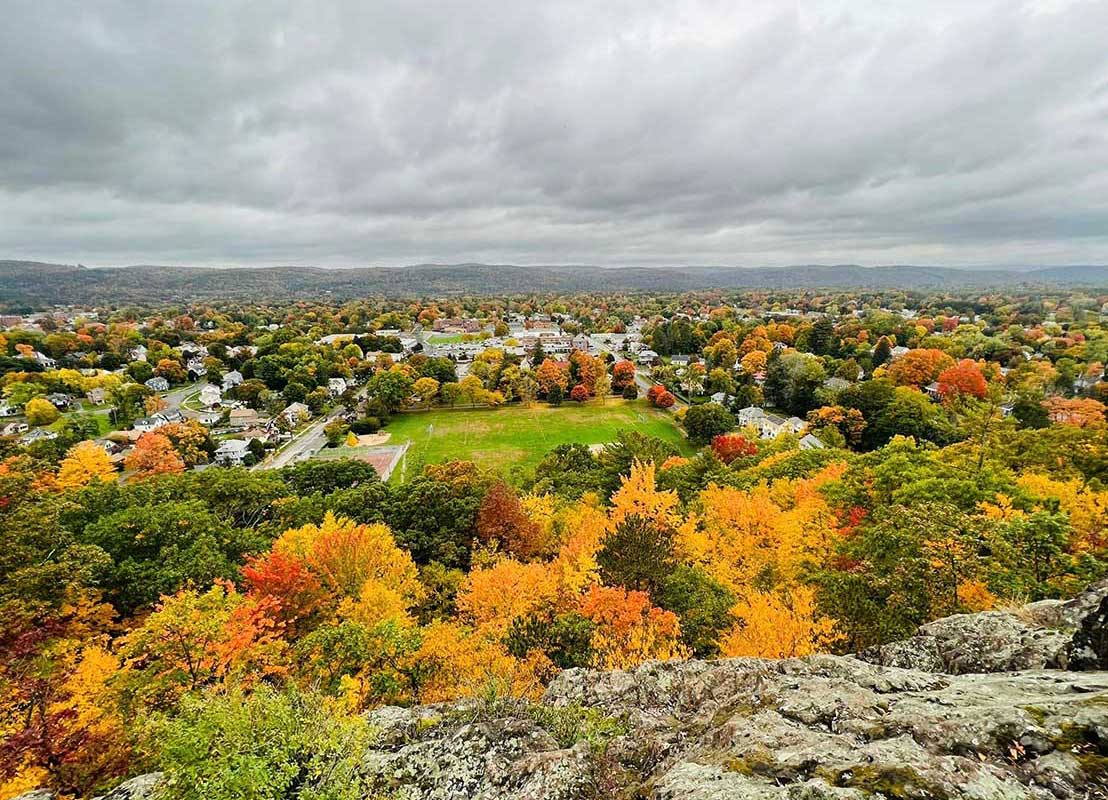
5;261;1108;307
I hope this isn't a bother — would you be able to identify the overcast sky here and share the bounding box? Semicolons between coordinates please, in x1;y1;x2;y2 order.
1;1;1107;269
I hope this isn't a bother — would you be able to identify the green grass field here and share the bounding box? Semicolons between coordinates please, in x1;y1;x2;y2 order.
384;399;691;478
426;333;466;344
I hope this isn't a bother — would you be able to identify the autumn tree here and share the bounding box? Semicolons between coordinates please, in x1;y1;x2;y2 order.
55;441;116;490
646;385;676;409
577;585;686;669
161;420;210;466
412;376;440;408
154;358;186;384
886;348;954;388
24;397;59;427
535;359;570;397
937;359;988;403
1042;396;1107;428
124;432;185;477
611;360;637;391
476;481;546;559
719;587;839;659
806;405;866;446
456;558;557;637
710;433;757;464
118;582;287;710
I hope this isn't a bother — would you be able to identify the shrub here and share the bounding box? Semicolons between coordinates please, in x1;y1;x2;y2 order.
350;416;382;435
148;685;375;800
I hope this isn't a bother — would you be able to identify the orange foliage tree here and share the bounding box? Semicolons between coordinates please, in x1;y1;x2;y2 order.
577;585;685;669
1042;396;1106;428
937;359;988;402
887;348;955;388
123;432;185;478
457;558;558;637
534;359;570;396
611;360;637;390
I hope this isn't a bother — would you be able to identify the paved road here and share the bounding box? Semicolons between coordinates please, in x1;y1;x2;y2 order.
254;384;367;470
256;411;336;470
159;381;206;419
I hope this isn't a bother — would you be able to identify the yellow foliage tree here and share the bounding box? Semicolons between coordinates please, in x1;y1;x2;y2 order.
457;558;558;637
549;501;609;597
274;512;424;611
719;587;839;659
683;484;790;594
1017;473;1108;553
408;621;544;704
55;441;116;490
609;461;680;529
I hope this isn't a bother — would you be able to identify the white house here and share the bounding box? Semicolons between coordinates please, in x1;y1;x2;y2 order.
20;428;58;445
199;384;222;408
799;433;826;450
0;403;19;417
327;377;348;396
86;387;108;405
781;416;806;435
186;357;207;377
222;370;244;391
215;438;251;466
145;376;170;392
737;406;805;439
133;416;166;433
281;402;311;426
2;421;29;436
130;345;148;362
33;351;57;369
637;349;659;365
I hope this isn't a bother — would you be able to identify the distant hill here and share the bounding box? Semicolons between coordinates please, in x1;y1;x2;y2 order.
3;260;1108;307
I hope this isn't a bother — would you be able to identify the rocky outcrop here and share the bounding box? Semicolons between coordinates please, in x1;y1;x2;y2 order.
26;583;1108;800
862;580;1108;675
1069;594;1108;671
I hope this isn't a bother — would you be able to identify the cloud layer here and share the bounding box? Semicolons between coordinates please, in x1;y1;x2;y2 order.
2;0;1107;267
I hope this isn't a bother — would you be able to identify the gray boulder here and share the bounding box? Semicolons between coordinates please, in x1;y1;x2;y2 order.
862;581;1108;674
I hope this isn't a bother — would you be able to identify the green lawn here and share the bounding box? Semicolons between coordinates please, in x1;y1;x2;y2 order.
426;333;466;344
383;399;691;478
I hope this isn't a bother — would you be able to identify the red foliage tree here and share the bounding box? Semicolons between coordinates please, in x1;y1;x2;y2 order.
710;433;758;464
476;481;545;559
242;550;324;628
569;384;589;402
646;386;676;409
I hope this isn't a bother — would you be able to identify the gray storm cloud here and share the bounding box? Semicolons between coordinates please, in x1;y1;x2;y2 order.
1;0;1106;267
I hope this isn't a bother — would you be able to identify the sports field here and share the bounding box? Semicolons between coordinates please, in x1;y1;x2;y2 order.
384;398;690;478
